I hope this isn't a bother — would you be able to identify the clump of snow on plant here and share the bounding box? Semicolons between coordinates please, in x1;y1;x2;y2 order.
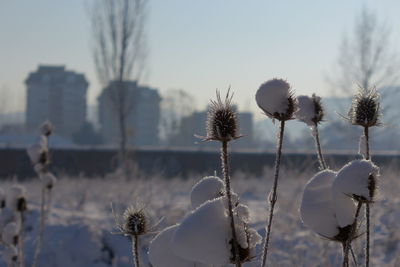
7;185;26;212
2;222;19;245
295;95;317;127
255;79;292;117
190;176;224;208
40;172;57;189
149;224;207;267
300;170;339;238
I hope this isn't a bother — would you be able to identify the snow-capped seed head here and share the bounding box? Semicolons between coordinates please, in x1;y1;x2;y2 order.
203;89;240;142
348;87;381;127
331;224;358;244
333;159;379;203
2;222;19;245
120;206;148;236
40;172;57;189
7;186;27;212
190;176;225;208
3;246;18;264
295;94;324;126
256;78;297;121
40;120;53;136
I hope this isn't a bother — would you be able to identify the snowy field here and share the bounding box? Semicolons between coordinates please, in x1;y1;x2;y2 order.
1;163;399;266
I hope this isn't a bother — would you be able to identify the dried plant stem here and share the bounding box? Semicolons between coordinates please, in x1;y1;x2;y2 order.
343;201;363;267
18;211;25;267
221;140;241;267
350;244;359;267
313;125;327;170
132;235;140;267
32;186;46;267
363;126;370;267
261;120;285;267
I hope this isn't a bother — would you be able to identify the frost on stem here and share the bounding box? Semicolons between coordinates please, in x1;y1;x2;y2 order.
171;197;261;265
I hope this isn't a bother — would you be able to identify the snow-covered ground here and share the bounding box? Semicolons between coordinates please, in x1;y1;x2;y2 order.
0;163;399;266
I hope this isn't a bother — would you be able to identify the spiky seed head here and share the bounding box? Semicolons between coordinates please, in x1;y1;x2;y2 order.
332;225;358;244
256;78;297;121
311;94;324;125
17;197;27;212
203;90;240;142
348;87;381;127
122;207;148;236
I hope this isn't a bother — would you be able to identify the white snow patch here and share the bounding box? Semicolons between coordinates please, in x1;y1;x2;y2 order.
300;170;339;238
255;79;294;117
295;95;316;127
171;197;232;265
149;224;207;267
190;176;224;209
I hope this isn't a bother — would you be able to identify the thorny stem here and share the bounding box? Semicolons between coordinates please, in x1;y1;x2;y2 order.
314;125;327;170
364;126;370;267
261;120;285;267
343;202;363;267
132;235;140;267
221;140;241;267
18;211;25;267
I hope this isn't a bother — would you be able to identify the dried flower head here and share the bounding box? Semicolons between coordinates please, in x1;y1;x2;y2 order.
202;89;241;142
295;94;324;126
256;78;297;121
115;206;149;237
348;87;381;127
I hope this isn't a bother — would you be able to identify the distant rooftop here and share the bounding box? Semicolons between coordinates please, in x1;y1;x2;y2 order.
25;65;88;85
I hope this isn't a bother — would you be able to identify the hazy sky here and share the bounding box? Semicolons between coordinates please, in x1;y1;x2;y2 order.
1;0;400;118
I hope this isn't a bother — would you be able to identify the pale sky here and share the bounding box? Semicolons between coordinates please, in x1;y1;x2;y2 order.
1;0;400;118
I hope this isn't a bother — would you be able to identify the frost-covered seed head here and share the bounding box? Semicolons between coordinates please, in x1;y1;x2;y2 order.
41;172;57;189
7;186;27;212
40;120;53;136
0;188;5;209
348;87;381;127
332;224;357;244
295;94;324;126
203;90;240;142
256;78;296;121
2;222;19;245
3;246;18;265
121;207;148;236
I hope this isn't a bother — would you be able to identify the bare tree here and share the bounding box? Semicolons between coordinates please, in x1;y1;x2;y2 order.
328;7;400;95
160;89;195;145
90;0;147;167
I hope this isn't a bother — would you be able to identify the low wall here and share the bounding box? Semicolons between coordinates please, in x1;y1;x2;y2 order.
1;147;399;179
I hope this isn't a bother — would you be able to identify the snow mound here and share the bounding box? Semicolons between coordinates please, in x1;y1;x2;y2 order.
190;176;224;208
333;160;379;226
149;224;207;267
171;197;231;265
300;170;339;238
256;78;293;117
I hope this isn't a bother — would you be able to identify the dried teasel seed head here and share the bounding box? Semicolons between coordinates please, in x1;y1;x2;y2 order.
295;94;325;126
202;89;241;142
122;207;148;236
256;78;297;121
348;87;381;127
311;94;324;125
40;121;53;136
17;197;27;212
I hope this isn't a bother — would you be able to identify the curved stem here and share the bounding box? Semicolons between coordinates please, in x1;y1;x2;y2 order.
314;125;327;170
261;120;285;267
221;140;241;267
350;244;359;267
132;235;140;267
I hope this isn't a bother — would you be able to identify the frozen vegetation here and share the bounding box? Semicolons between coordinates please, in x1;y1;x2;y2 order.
0;164;399;266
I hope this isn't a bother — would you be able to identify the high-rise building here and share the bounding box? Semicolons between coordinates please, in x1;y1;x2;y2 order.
25;65;88;136
98;81;161;146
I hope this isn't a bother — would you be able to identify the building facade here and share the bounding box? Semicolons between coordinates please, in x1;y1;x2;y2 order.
98;81;161;146
25;65;88;136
